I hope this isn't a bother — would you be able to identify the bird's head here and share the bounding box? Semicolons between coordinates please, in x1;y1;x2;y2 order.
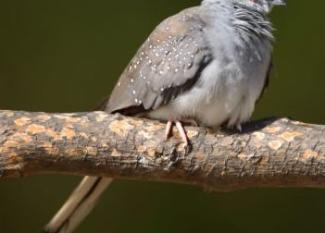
203;0;285;14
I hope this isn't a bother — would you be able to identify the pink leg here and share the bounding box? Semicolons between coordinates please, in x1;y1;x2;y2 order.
165;120;173;140
175;121;189;146
164;120;190;147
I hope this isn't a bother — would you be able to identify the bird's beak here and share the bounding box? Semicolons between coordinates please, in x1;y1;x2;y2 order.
272;0;286;6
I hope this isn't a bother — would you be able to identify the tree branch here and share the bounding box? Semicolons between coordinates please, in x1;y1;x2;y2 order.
0;110;325;191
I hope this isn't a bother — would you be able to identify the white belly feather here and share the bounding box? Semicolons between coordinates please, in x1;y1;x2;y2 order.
148;45;271;128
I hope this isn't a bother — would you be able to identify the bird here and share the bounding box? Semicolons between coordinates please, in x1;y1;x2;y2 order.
43;0;285;232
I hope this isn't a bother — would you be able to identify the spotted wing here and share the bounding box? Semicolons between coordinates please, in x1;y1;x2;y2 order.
105;7;213;114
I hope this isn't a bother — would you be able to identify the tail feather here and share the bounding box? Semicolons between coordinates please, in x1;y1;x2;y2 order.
43;176;113;233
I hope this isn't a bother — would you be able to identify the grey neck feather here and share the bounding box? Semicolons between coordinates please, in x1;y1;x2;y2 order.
202;1;274;61
233;3;273;62
233;3;274;43
201;1;274;46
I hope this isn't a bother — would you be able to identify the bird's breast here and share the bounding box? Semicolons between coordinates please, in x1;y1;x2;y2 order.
148;12;272;128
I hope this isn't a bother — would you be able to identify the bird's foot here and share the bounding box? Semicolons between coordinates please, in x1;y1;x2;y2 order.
165;120;173;139
226;121;243;133
165;120;190;147
175;121;189;147
236;123;242;132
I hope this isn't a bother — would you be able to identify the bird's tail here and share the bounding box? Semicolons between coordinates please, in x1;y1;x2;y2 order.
43;176;113;233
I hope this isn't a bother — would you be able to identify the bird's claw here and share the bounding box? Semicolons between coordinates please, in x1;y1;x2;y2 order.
164;120;192;153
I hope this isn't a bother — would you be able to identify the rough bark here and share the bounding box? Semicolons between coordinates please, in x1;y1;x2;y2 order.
0;110;324;191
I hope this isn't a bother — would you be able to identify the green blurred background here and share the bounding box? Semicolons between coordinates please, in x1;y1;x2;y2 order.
1;0;325;232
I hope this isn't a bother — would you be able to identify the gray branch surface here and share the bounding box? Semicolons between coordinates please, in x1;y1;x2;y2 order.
0;110;325;191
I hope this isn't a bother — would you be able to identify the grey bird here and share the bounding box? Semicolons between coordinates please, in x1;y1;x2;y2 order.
44;0;285;232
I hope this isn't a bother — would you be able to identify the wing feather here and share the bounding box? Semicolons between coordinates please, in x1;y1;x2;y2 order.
104;7;213;114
